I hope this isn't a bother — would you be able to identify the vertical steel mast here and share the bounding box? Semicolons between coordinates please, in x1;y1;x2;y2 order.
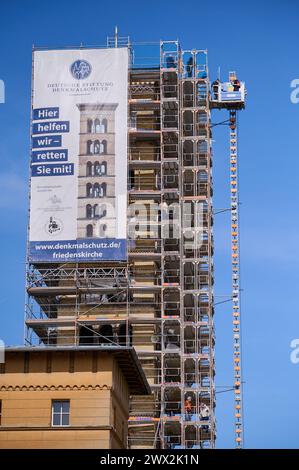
210;73;245;448
229;110;243;448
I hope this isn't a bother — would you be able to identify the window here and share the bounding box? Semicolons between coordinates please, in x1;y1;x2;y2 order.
101;182;107;197
51;400;70;427
86;161;92;176
86;224;93;237
93;183;100;198
86;183;93;197
87;119;93;134
94;140;101;154
94;161;107;176
101;140;107;154
99;204;107;219
87;140;93;155
86;204;93;219
101;162;107;175
102;118;108;133
94;161;101;176
94;118;102;133
93;204;98;218
99;224;107;237
94;183;106;198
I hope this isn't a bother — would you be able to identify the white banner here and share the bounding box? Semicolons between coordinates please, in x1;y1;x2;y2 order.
29;48;128;262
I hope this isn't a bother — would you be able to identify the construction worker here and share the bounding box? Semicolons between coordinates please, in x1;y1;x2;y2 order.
233;78;241;91
200;402;210;421
184;396;193;421
212;79;220;101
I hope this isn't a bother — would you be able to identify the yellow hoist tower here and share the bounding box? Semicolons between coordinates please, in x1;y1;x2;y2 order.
211;72;246;448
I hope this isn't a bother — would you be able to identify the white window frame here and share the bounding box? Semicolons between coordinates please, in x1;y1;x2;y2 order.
51;400;70;427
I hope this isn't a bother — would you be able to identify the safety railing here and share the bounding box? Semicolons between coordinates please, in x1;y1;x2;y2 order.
183;93;195;108
27;266;128;287
183;153;210;168
128;116;160;132
128;238;162;253
164;401;182;416
27;268;209;290
161;84;178;99
163;174;179;190
182;181;211;197
164;376;181;386
127;436;158;449
162;143;179;159
162;115;179;130
128;176;161;191
129;147;161;161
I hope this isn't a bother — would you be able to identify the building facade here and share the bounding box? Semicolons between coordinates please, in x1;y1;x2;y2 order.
0;347;149;449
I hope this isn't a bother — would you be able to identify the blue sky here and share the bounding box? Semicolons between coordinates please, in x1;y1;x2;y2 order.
0;0;299;449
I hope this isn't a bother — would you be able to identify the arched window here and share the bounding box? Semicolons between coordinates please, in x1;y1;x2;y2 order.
93;183;100;198
101;140;107;154
93;204;98;218
100;161;107;175
94;118;101;133
99;204;107;219
86;161;92;176
101;182;107;197
93;183;106;198
94;161;101;176
87;119;93;133
86;204;92;218
94;140;101;154
99;224;107;237
101;118;108;133
86;224;93;237
86;183;93;197
93;161;106;176
87;140;93;155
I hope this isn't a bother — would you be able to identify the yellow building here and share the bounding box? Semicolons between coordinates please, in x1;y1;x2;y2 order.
0;346;150;449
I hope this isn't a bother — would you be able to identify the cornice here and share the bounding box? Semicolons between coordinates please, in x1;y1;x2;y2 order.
0;384;112;392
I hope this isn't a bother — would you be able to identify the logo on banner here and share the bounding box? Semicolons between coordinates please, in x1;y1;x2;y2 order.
70;60;92;80
48;194;62;205
45;216;63;236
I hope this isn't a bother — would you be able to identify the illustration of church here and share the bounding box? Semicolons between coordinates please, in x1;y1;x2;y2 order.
77;103;118;239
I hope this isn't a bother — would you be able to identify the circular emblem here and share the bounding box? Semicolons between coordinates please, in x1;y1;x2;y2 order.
70;60;92;80
45;216;63;236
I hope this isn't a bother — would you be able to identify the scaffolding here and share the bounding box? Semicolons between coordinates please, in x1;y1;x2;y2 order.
25;38;245;449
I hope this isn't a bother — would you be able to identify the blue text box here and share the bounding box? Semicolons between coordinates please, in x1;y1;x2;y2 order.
32;121;69;134
32;135;62;148
31;163;74;177
29;239;127;262
31;149;68;163
33;107;59;120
